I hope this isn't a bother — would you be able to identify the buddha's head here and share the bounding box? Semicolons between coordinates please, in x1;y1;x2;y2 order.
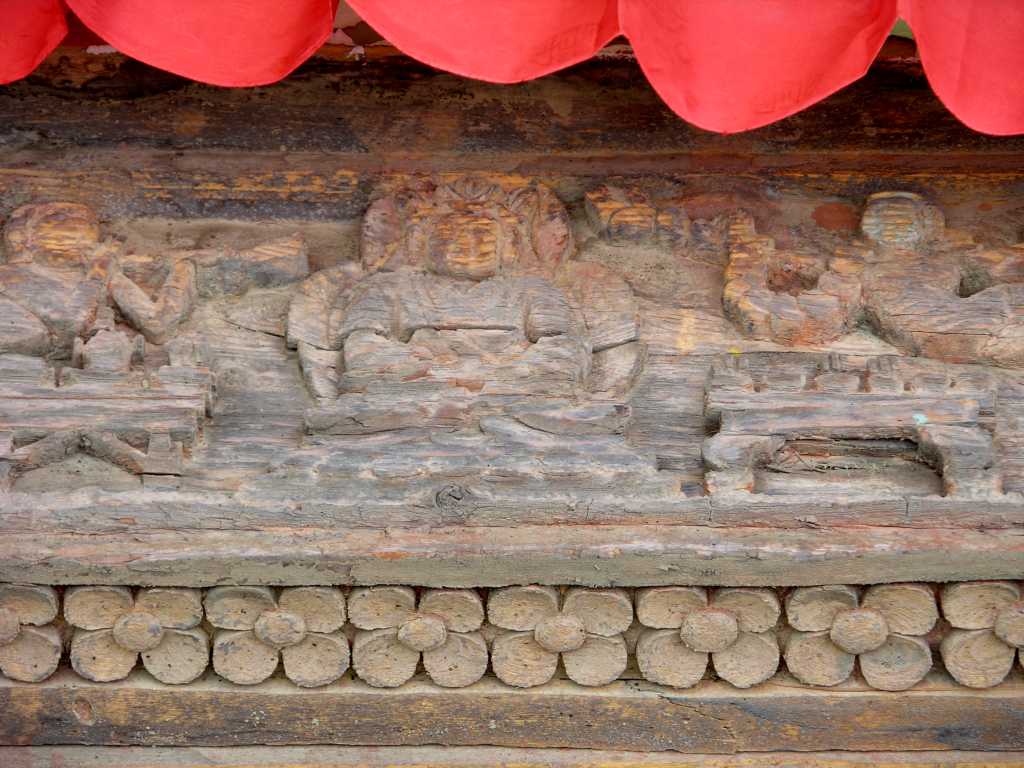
3;203;101;267
362;176;573;280
860;192;944;249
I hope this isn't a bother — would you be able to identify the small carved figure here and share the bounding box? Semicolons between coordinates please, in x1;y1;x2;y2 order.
274;178;672;507
723;212;861;346
722;191;1024;368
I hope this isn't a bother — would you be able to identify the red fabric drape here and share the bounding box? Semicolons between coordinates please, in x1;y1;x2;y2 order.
902;0;1024;136
346;0;620;83
1;1;1022;135
67;0;338;86
620;0;898;132
0;0;67;85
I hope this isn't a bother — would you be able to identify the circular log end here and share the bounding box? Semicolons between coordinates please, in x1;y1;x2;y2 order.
281;632;350;688
0;625;62;683
860;634;932;691
635;586;707;629
487;586;559;632
352;628;420;688
561;634;627;687
491;631;558;688
534;614;587;653
113;611;165;652
712;631;779;688
70;629;138;683
397;615;448;652
422;631;488;688
212;630;279;685
142;628;210;685
994;602;1024;648
784;630;855;687
278;587;347;634
562;588;633;637
636;629;708;688
254;610;307;650
680;608;739;653
941;628;1016;689
829;608;889;654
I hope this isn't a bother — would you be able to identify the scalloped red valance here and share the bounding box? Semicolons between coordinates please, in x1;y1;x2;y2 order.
2;1;1022;135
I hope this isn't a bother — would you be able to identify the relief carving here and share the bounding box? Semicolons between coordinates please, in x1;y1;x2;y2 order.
723;191;1024;368
271;177;676;507
703;353;1004;499
0;203;311;494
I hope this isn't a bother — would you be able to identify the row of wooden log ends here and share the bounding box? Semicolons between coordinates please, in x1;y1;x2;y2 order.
0;582;1021;691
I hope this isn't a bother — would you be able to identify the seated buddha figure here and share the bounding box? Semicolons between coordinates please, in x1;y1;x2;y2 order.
289;176;588;424
271;177;675;505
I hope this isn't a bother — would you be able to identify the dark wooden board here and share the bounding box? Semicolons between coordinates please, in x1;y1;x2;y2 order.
2;57;1024;220
3;669;1023;752
10;746;1024;768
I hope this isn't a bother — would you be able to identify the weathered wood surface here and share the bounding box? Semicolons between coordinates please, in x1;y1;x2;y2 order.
3;669;1023;751
2;522;1023;587
9;747;1024;768
3;57;1024;221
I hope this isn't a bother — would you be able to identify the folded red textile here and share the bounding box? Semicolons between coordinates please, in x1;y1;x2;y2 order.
1;1;1021;135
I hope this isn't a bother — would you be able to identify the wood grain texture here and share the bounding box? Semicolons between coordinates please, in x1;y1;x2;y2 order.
2;669;1023;751
2;521;1024;587
3;58;1024;222
8;747;1024;768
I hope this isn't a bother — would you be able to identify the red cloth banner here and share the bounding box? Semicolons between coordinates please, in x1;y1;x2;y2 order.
0;0;67;85
0;1;1021;135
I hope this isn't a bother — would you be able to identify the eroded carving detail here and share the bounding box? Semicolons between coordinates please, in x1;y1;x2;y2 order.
703;353;1004;499
723;191;1024;368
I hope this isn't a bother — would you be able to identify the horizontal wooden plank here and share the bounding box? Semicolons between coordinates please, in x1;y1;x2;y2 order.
9;746;1024;768
3;670;1022;751
3;513;1024;587
3;58;1024;221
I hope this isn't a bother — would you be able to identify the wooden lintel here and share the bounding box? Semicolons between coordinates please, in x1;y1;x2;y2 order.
2;521;1024;587
7;746;1024;768
3;670;1022;751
